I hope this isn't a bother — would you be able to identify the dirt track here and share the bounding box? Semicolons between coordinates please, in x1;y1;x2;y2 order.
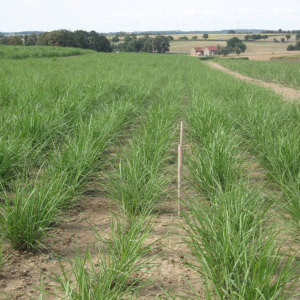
204;61;300;101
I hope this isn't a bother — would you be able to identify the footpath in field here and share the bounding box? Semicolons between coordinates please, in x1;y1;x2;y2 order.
204;61;300;101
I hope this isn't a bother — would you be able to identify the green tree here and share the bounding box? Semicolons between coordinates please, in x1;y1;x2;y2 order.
27;34;37;46
234;42;246;55
74;30;90;49
281;37;285;43
112;36;120;43
203;33;208;40
244;35;250;41
9;36;23;45
285;34;291;40
227;30;236;34
296;32;300;40
192;35;198;40
227;37;242;49
0;36;10;45
153;35;169;53
37;32;49;45
167;36;174;41
89;31;112;52
179;36;188;40
24;35;28;46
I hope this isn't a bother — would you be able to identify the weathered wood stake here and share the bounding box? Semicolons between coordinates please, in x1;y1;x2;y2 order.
178;121;183;216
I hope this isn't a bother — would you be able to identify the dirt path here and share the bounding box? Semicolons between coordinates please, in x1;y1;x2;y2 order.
204;61;300;101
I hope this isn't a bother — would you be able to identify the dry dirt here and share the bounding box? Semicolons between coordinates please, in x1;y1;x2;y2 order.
204;61;300;101
0;169;204;300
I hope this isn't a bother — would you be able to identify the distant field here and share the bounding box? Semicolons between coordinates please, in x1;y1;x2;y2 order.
135;33;298;42
169;39;299;60
0;45;94;59
270;54;300;61
217;58;300;89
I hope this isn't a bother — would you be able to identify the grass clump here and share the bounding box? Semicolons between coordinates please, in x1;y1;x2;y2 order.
0;102;134;251
0;45;94;59
48;214;155;299
108;97;179;215
186;100;243;197
183;187;298;299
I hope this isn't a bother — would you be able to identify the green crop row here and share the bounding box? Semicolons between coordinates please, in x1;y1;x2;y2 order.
216;58;300;89
183;93;297;299
0;45;94;59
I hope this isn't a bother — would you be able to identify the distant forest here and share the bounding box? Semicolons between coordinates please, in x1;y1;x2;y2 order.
0;29;171;54
0;30;112;52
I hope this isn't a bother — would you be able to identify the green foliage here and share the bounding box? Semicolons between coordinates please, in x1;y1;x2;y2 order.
9;35;23;46
217;58;300;89
108;98;178;215
120;34;169;53
36;30;112;52
0;45;93;59
178;36;188;40
183;187;297;299
49;215;155;299
202;33;208;40
26;33;37;46
287;41;300;51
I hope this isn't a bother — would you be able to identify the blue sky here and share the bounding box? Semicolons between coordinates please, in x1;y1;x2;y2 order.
1;0;299;32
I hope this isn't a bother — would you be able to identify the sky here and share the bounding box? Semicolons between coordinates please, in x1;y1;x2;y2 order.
1;0;299;32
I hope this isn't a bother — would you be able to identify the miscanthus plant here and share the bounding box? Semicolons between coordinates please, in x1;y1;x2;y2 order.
182;87;298;299
47;214;155;299
186;99;243;198
108;94;179;215
0;102;134;251
182;186;298;299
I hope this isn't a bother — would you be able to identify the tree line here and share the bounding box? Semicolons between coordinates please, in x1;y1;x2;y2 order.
113;34;170;53
217;37;247;56
0;30;173;54
0;30;112;52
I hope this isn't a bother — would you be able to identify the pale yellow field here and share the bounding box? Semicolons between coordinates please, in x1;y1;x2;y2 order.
169;39;299;61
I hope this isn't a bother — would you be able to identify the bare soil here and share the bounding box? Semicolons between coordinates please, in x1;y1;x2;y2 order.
0;174;204;300
204;61;300;101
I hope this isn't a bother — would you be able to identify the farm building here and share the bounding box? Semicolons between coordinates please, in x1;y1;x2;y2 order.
191;46;218;56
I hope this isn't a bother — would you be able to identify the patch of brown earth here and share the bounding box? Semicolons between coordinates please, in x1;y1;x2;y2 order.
0;185;203;299
204;61;300;101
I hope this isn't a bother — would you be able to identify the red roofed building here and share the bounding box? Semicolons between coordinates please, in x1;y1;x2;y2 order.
191;46;218;56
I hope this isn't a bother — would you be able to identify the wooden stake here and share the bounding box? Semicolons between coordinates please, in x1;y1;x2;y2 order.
178;121;183;217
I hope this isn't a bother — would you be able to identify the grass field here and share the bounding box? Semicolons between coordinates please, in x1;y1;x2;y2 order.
216;58;300;89
0;45;94;59
0;47;299;299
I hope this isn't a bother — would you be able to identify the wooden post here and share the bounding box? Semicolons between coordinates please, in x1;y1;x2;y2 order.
178;121;183;216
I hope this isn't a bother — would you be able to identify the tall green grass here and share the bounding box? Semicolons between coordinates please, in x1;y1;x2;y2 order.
183;187;297;299
186;100;243;197
0;45;94;59
0;102;134;251
216;58;300;89
182;86;298;298
108;87;181;215
48;214;155;299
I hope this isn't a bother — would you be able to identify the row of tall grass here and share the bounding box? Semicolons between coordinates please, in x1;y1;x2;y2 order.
1;102;136;251
183;94;298;299
44;61;185;298
0;53;154;190
0;53;179;252
0;45;94;59
216;58;300;89
108;87;181;215
186;60;300;230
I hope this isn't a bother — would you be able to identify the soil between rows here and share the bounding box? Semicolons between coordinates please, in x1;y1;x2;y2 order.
0;180;204;299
